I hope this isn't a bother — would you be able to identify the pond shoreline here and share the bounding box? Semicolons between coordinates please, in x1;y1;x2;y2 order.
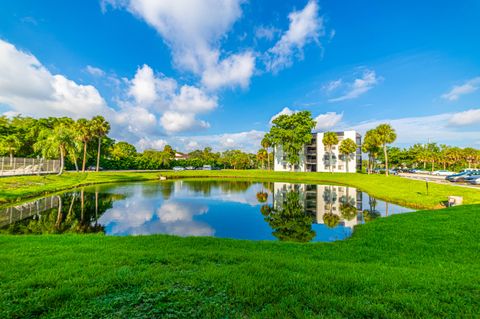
1;170;479;210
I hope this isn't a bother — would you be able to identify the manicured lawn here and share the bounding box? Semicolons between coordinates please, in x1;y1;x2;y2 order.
1;170;479;209
0;171;161;205
1;204;479;318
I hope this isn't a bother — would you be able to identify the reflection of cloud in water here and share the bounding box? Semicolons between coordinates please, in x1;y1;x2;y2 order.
176;182;268;207
99;199;213;237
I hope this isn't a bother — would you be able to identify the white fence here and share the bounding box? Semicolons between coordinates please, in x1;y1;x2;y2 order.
0;157;61;177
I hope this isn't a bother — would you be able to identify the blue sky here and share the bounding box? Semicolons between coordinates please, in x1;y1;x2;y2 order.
0;0;479;152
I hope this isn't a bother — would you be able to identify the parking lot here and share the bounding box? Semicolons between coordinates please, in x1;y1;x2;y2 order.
398;172;480;189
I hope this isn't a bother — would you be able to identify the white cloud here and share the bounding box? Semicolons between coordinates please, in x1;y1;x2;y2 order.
314;112;343;131
201;51;255;90
328;69;379;102
441;77;480;101
85;65;106;77
119;64;217;135
449;108;480;126
171;85;217;113
269;106;296;123
0;39;114;118
137;137;168;151
105;0;255;90
255;25;280;41
265;0;324;73
160;111;210;133
323;79;342;93
170;130;265;153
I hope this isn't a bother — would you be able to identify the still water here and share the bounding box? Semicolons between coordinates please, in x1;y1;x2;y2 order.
0;180;413;242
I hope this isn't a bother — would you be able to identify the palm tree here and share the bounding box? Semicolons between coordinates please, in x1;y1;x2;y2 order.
375;124;397;176
362;130;381;174
463;148;478;169
34;123;75;175
339;138;358;173
75;119;94;173
0;135;22;165
322;132;339;173
261;135;272;170
256;148;268;169
91;116;110;172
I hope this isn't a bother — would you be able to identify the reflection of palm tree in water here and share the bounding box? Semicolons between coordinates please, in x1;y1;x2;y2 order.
262;191;315;242
339;187;357;221
1;190;120;234
363;197;381;222
322;186;340;228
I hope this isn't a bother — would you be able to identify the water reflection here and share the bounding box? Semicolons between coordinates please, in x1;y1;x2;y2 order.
0;181;413;242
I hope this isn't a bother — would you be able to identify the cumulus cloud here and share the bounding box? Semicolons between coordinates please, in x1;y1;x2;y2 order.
169;130;265;153
265;0;324;73
449;108;480;126
314;112;343;130
118;64;217;135
0;39;113;118
160;111;210;133
328;69;379;102
137;137;168;151
104;0;255;90
441;77;480;101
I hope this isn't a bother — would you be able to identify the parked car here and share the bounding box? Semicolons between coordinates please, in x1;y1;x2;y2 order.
173;166;184;171
468;176;480;185
185;166;195;170
432;170;455;176
411;169;428;174
202;165;212;170
87;166;103;171
447;171;480;182
459;168;480;173
463;172;480;182
446;171;470;182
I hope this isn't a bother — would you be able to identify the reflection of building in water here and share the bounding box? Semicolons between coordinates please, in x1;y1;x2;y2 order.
0;196;59;228
273;183;363;228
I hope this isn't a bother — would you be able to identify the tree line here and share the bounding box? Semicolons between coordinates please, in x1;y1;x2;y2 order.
0;115;264;173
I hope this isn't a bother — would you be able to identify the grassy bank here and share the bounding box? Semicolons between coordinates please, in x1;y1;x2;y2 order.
1;170;479;209
0;171;161;205
1;204;479;318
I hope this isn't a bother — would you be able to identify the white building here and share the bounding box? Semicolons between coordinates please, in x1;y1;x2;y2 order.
274;130;362;173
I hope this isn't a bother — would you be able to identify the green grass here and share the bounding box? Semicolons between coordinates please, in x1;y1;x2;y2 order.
1;204;479;318
0;171;161;206
1;170;479;209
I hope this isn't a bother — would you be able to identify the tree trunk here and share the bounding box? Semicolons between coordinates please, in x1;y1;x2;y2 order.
345;156;349;173
431;160;435;172
9;151;13;166
384;144;389;176
96;137;101;172
329;147;333;173
423;161;426;169
58;147;65;175
266;149;270;170
80;189;84;223
55;196;63;228
82;141;87;172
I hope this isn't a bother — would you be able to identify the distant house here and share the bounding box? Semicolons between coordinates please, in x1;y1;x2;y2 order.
274;130;362;173
175;152;189;160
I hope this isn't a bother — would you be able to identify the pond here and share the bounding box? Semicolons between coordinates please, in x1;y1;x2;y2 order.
0;180;414;242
